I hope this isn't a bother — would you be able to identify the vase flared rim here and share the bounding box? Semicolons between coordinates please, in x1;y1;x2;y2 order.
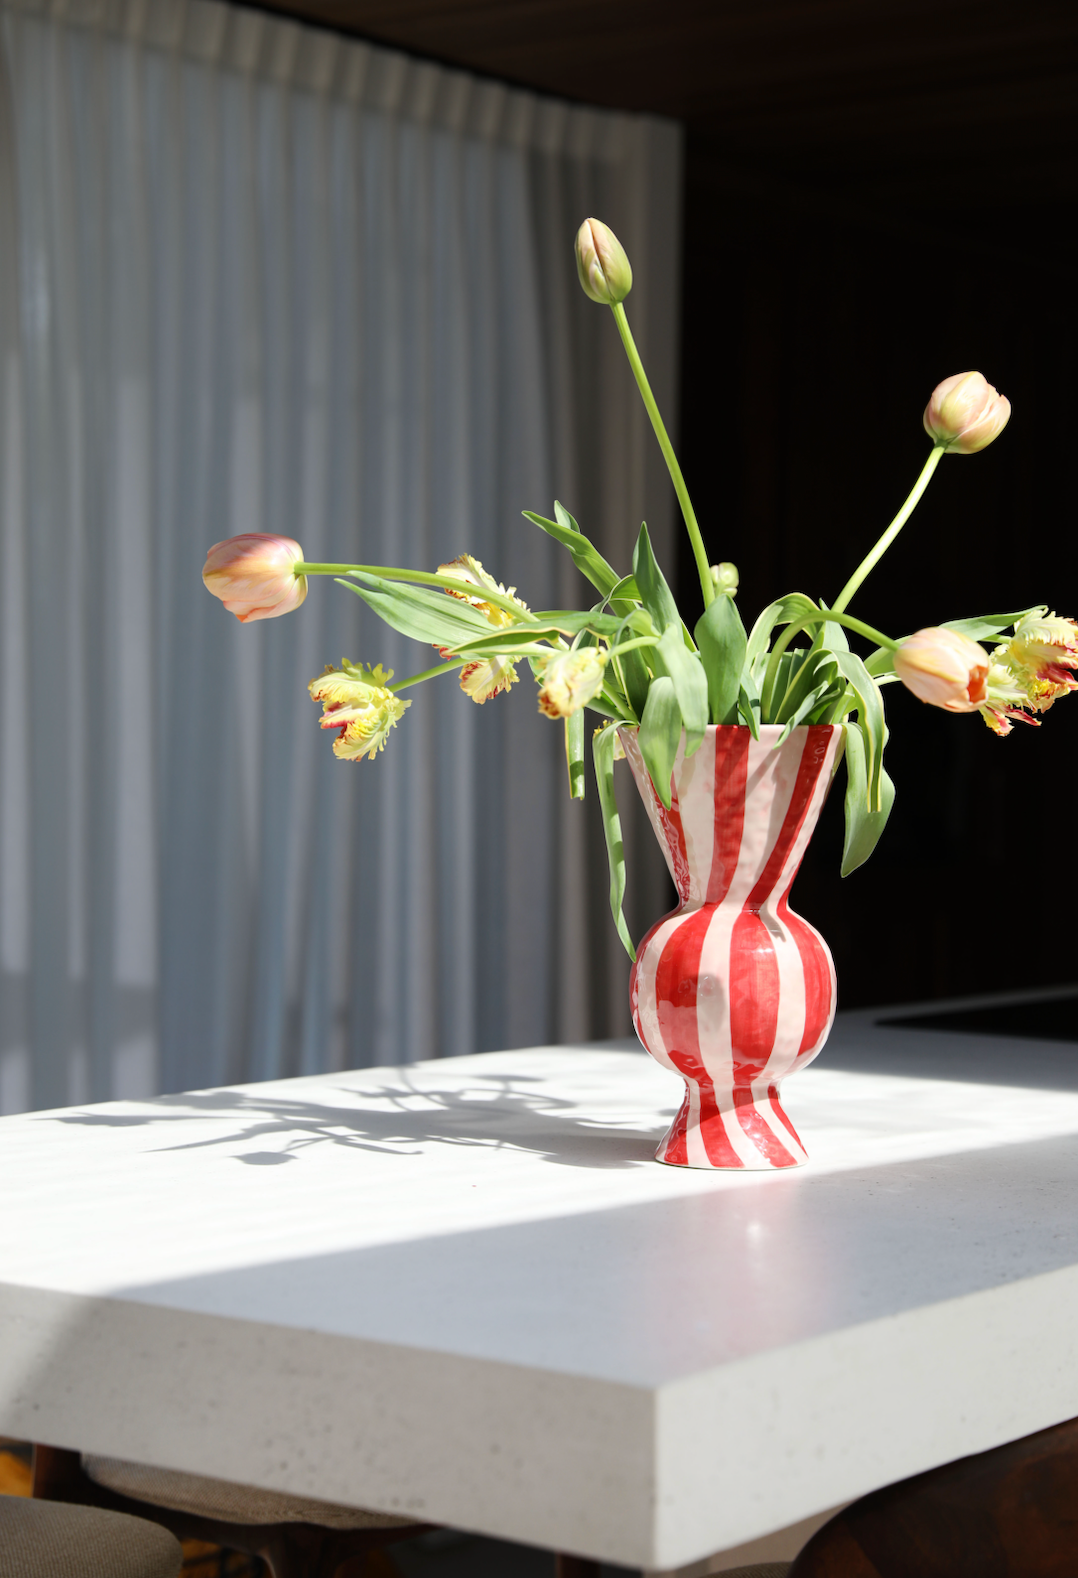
616;721;843;739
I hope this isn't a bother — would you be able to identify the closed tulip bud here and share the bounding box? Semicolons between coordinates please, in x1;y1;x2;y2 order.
893;628;990;712
923;372;1011;454
711;562;739;595
574;219;633;306
203;534;307;622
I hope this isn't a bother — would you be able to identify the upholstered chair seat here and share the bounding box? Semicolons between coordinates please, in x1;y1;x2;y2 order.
0;1491;183;1578
714;1566;791;1577
82;1454;417;1531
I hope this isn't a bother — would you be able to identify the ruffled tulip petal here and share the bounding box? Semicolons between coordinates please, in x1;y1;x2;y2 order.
459;655;519;703
308;661;409;761
536;648;607;718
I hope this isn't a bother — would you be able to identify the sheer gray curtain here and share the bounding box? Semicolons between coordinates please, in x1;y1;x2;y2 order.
0;0;681;1114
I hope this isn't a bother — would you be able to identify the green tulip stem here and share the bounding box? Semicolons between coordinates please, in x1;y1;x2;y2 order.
387;659;468;693
606;633;659;660
608;303;715;611
761;611;898;722
294;563;537;622
831;445;945;615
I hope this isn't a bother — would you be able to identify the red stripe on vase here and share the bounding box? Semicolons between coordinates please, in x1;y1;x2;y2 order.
707;729;751;903
656;782;691;902
659;1090;690;1166
654;906;714;1057
767;1084;806;1152
778;903;834;1055
732;1087;798;1166
694;1080;747;1167
743;730;831;911
655;908;744;1167
729;909;781;1083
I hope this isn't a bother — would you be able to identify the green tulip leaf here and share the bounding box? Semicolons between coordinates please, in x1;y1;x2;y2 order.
841;722;895;876
655;624;708;756
638;675;682;809
565;710;586;800
592;724;635;960
523;510;621;598
694;593;747;725
631;523;680;634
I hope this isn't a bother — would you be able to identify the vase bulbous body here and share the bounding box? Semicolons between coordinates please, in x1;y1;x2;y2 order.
622;724;845;1170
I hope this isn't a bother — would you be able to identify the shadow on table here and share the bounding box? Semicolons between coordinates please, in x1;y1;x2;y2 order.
39;1067;674;1172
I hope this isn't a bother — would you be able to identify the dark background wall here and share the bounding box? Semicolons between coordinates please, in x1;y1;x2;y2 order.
253;0;1078;1009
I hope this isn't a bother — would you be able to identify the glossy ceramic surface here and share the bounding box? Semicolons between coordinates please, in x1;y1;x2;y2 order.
623;723;845;1169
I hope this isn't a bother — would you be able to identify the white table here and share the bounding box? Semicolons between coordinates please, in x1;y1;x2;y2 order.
3;1003;1078;1572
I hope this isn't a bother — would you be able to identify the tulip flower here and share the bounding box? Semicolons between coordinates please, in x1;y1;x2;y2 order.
893;628;990;712
458;655;519;704
574;219;633;306
436;554;529;702
923;372;1010;454
203;533;307;622
536;648;608;718
308;662;409;760
1002;612;1078;684
711;562;739;595
437;554;528;629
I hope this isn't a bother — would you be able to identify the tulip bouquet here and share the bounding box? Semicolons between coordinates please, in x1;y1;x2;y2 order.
204;220;1076;961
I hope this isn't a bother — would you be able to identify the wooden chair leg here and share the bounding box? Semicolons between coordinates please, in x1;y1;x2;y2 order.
31;1444;85;1501
789;1415;1078;1577
555;1557;601;1578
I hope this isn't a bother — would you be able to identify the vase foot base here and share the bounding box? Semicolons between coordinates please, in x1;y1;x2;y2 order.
654;1151;807;1172
655;1081;809;1170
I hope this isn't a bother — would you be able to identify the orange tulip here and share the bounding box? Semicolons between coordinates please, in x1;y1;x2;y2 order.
893;628;990;712
203;534;307;622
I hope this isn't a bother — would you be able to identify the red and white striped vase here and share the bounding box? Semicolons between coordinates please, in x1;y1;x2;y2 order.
622;723;845;1170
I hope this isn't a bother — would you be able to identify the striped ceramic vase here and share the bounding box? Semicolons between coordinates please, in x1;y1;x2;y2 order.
623;723;845;1170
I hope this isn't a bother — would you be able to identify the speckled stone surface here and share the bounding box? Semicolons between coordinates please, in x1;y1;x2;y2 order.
3;1012;1078;1569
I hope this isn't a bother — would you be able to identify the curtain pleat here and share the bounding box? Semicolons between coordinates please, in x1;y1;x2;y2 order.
0;0;682;1113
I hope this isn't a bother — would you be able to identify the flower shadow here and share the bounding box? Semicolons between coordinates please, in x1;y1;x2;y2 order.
44;1068;673;1171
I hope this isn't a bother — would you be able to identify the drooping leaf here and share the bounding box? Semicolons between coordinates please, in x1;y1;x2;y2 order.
942;607;1044;640
523;510;621;598
565;710;585;800
340;574;502;649
631;523;681;634
775;673;839;744
448;612;622;657
615;648;651;721
655;624;708;757
638;675;682;810
759;649;803;722
694;594;747;725
833;650;887;812
775;650;838;726
592;724;635;960
737;680;761;739
865;607;1046;680
745;592;820;671
864;647;896;678
841;722;895;876
817;597;850;655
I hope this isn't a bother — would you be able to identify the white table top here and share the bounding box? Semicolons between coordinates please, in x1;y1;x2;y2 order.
3;1005;1078;1569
